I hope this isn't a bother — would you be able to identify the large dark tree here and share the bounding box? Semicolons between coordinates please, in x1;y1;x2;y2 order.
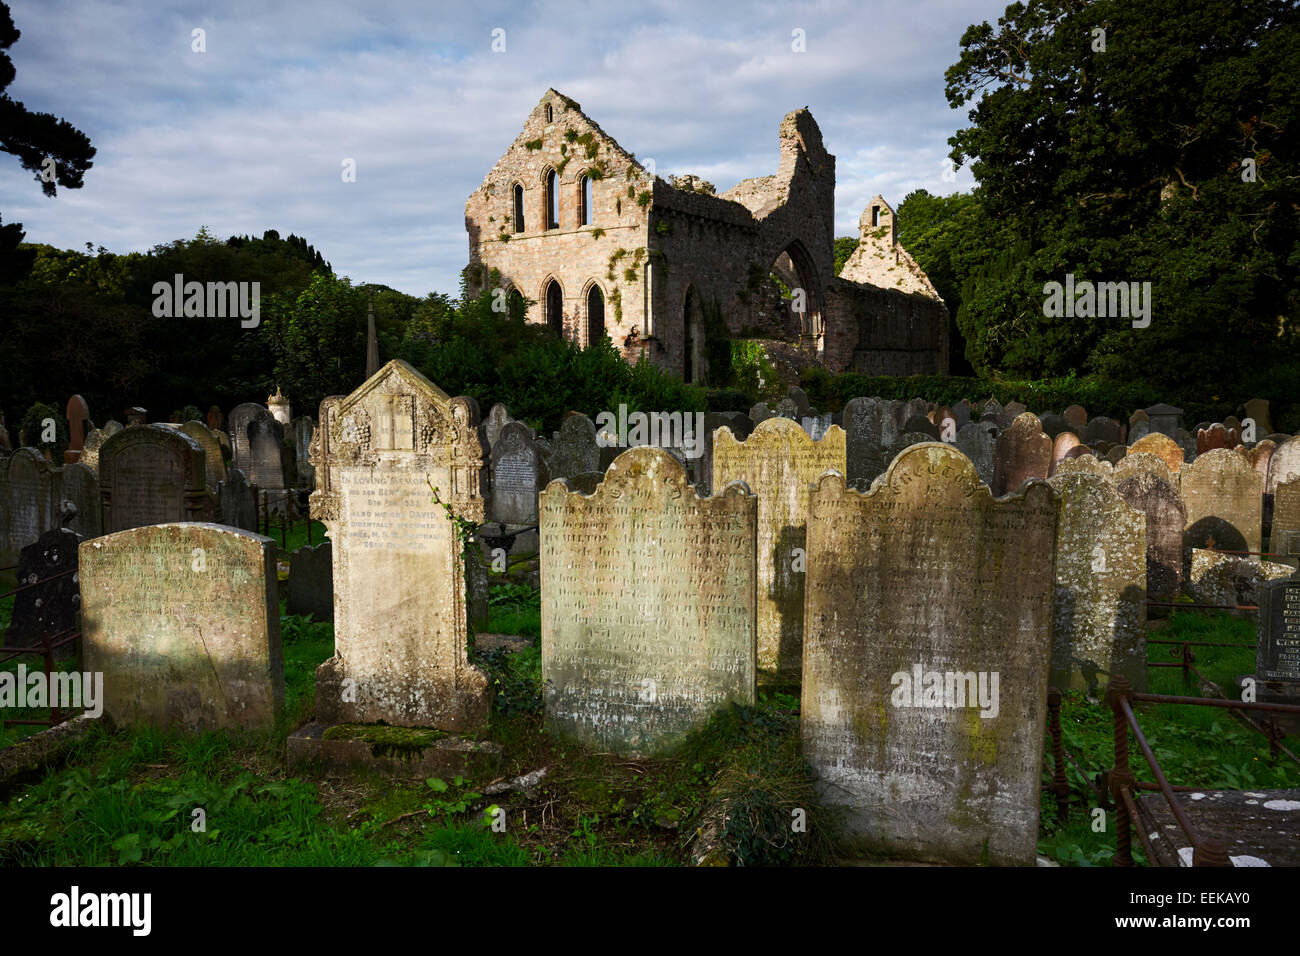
0;2;96;281
944;0;1299;390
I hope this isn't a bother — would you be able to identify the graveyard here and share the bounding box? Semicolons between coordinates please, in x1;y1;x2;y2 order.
1;0;1298;900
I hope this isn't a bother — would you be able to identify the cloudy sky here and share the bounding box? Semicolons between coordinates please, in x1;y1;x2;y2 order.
1;0;1004;297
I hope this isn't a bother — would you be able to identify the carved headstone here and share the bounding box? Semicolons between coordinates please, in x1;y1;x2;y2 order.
992;412;1051;496
1047;472;1147;694
547;414;600;481
956;420;999;486
713;416;846;675
180;420;227;491
1179;448;1263;559
61;462;101;539
1128;433;1184;475
802;444;1058;866
540;447;757;755
99;425;206;533
218;467;258;532
6;524;84;650
80;523;283;731
1116;472;1187;602
843;397;898;490
310;360;490;730
489;422;548;526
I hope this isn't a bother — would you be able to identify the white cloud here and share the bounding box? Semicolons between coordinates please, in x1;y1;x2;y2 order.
2;0;1006;295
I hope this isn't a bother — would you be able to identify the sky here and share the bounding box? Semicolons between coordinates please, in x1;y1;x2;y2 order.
0;0;1005;298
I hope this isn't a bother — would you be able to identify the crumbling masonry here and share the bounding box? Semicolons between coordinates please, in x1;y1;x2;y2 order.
464;89;948;381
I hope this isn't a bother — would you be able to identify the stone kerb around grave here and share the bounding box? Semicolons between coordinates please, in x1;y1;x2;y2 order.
539;445;757;756
309;360;491;731
802;442;1059;866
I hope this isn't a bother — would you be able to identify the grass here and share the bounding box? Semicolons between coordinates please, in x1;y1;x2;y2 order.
1037;609;1300;867
3;582;1297;866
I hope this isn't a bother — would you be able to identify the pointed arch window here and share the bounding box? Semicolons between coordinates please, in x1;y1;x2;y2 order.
545;170;559;230
545;279;564;334
513;184;525;233
579;175;593;226
587;284;604;346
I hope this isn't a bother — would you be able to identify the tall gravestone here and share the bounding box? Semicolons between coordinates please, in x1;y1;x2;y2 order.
843;397;898;490
1047;472;1147;694
293;417;315;487
4;448;57;562
992;412;1051;496
540;447;758;755
61;462;101;539
547;414;600;481
310;360;490;730
218;467;258;532
1255;580;1300;725
713;416;846;676
1267;436;1300;498
247;414;288;508
1179;448;1263;559
99;425;207;533
802;444;1059;866
956;420;999;486
179;420;227;491
80;523;283;731
64;394;91;464
227;403;266;478
1116;472;1187;601
1271;478;1300;560
489;422;548;527
483;403;514;450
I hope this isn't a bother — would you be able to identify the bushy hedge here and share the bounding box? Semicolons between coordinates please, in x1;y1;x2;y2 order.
396;285;705;437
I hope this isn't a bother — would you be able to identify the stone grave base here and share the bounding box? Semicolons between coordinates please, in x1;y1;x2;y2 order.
287;721;502;779
1136;789;1300;866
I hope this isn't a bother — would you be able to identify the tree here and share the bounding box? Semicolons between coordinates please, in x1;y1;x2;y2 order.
944;0;1299;389
0;2;96;281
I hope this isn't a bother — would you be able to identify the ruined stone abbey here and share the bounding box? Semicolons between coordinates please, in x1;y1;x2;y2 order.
464;89;948;381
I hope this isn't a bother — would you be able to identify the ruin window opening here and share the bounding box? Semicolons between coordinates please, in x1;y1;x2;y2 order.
545;169;559;230
579;175;593;226
513;184;525;233
871;205;881;227
545;279;564;334
587;284;605;346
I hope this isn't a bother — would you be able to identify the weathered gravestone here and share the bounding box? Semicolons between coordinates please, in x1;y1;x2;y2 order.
547;414;600;481
80;523;284;731
787;386;811;419
5;520;83;651
1243;399;1273;437
1053;454;1113;479
540;446;757;755
843;397;898;489
309;360;490;730
61;462;101;539
227;403;264;476
713;416;846;675
802;443;1059;866
293;417;315;487
1049;431;1083;476
489;422;548;526
4;448;58;563
1179;448;1263;559
1047;472;1147;695
697;412;752;495
287;540;334;621
247;414;288;508
1267;436;1300;499
1129;433;1184;476
99;425;207;533
179;420;227;491
1062;405;1088;431
992;412;1051;496
79;420;122;474
956;421;999;487
218;467;258;532
483;403;515;450
1116;472;1187;602
1114;452;1175;486
1272;478;1300;560
1083;417;1123;447
1039;412;1069;439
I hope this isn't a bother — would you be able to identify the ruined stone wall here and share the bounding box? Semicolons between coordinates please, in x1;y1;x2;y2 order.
465;92;948;380
464;91;654;357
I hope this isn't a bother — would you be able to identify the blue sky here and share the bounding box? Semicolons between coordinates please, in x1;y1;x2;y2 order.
0;0;1006;297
